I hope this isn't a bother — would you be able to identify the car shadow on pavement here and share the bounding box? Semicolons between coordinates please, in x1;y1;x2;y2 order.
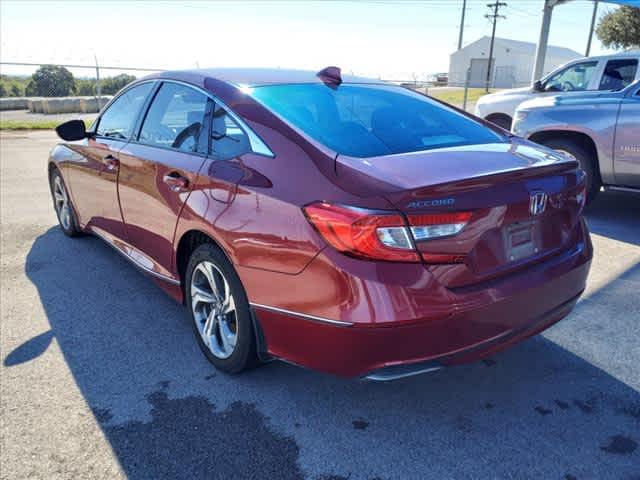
585;191;640;246
8;224;640;480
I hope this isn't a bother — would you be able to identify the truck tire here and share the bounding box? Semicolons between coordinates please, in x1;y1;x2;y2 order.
486;113;512;131
539;137;600;204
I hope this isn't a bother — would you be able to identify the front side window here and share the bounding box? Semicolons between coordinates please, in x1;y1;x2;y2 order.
599;59;638;91
139;82;209;153
96;83;153;140
210;104;251;160
543;61;598;92
250;83;503;157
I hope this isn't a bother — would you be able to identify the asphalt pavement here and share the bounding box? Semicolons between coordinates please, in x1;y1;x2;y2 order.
1;130;639;479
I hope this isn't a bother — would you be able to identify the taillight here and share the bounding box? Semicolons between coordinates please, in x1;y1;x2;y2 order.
303;202;419;262
303;202;472;263
407;212;472;241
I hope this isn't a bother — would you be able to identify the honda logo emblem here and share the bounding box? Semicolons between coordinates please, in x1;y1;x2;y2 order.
529;191;548;216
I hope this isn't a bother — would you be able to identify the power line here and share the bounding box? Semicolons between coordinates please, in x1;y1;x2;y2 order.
0;61;164;72
485;1;507;92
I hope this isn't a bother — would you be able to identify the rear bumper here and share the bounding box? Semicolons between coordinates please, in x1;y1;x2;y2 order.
252;221;592;378
363;290;581;381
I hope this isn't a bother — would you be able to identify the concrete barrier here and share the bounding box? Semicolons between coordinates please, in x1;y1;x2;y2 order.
79;97;111;113
28;98;46;113
0;98;30;111
42;98;81;114
25;96;112;114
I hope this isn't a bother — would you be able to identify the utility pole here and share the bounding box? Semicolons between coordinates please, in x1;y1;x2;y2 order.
585;0;599;57
458;0;467;50
94;55;102;107
485;1;507;92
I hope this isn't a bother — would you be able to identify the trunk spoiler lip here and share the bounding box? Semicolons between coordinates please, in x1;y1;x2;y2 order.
335;152;579;198
334;137;579;200
388;158;581;197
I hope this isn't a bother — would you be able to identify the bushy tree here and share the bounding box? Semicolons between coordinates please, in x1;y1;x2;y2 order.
25;80;36;97
596;6;640;50
76;80;96;96
0;84;6;98
27;65;75;97
10;84;23;97
101;74;136;95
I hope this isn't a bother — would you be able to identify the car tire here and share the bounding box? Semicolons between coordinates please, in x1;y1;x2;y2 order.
50;168;82;237
185;242;258;374
539;137;600;203
486;113;512;131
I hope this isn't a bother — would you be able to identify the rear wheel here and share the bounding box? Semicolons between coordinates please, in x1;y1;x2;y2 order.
50;168;82;237
185;243;257;374
485;113;512;131
539;137;600;203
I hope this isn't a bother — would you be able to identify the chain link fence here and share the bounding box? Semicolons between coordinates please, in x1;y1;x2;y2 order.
0;62;163;128
0;61;508;129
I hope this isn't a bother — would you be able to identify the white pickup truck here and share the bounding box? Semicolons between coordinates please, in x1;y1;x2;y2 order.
475;50;640;130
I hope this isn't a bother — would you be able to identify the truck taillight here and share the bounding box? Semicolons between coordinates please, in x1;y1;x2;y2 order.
576;186;587;213
303;202;472;264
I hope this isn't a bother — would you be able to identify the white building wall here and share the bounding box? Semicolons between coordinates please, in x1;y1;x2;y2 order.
449;37;580;88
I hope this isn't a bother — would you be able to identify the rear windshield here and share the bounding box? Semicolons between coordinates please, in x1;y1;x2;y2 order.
250;83;503;157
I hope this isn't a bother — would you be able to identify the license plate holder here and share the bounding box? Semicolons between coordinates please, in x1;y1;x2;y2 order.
504;220;539;262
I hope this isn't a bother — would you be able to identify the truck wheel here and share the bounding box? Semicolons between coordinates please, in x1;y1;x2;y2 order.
486;113;512;131
540;137;600;203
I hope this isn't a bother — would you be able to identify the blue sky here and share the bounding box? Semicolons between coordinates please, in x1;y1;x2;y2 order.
0;0;622;80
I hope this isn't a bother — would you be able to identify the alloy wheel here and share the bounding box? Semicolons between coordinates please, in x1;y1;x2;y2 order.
190;261;238;359
53;175;72;230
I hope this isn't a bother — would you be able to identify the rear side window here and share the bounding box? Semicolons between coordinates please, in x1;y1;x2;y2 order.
210;104;251;160
139;82;209;153
599;59;638;91
96;83;153;140
251;83;502;157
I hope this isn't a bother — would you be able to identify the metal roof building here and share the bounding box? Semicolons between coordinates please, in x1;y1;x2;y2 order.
449;36;581;88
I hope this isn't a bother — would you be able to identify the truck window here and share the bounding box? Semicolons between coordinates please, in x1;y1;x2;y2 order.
543;61;598;92
599;59;639;91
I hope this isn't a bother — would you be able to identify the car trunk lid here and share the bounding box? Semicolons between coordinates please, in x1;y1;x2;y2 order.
336;141;586;287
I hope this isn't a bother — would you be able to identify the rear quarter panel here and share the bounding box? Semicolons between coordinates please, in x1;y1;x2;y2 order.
171;76;401;279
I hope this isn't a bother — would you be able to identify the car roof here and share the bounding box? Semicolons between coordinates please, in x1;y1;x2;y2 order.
146;67;385;88
568;50;640;62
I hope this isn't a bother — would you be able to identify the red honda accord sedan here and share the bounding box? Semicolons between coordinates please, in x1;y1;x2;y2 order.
50;67;592;380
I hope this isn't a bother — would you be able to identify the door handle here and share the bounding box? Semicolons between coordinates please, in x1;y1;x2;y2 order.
163;172;189;192
103;154;119;170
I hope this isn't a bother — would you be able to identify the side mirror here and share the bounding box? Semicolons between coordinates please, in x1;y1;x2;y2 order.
55;120;87;141
533;80;544;92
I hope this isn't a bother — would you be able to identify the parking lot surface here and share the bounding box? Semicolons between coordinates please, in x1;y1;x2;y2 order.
1;130;639;480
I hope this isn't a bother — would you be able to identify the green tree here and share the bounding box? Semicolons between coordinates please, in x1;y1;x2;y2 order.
25;80;37;97
76;79;96;96
0;84;6;98
101;74;136;95
596;6;640;50
28;65;75;97
10;84;23;97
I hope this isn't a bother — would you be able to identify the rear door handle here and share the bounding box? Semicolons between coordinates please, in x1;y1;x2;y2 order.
163;172;189;192
103;154;119;170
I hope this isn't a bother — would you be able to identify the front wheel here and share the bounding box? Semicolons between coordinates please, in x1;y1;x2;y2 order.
185;243;258;374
